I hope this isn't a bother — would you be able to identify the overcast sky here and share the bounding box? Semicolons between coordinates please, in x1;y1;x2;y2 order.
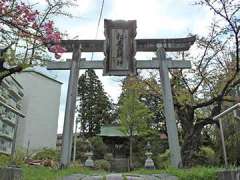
36;0;213;133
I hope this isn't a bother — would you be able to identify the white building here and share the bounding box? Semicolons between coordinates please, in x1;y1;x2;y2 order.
14;70;62;151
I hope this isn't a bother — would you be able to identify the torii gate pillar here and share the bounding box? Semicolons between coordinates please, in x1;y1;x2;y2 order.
60;44;81;168
157;46;182;167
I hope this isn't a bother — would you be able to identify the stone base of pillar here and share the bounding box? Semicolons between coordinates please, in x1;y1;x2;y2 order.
144;151;155;170
0;166;22;180
144;157;155;170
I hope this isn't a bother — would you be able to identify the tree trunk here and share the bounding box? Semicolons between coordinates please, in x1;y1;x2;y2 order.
181;126;202;167
0;66;22;82
176;105;203;167
178;104;219;166
129;136;133;171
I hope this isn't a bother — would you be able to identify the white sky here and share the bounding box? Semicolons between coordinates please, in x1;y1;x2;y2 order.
37;0;214;133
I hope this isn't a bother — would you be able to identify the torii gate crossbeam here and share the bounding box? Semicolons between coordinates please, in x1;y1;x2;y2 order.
59;36;196;52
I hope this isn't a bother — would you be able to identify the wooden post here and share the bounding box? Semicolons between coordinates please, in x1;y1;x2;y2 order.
157;46;182;168
60;44;81;168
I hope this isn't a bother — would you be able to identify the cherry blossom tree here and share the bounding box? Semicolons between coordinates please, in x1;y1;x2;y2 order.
0;0;74;80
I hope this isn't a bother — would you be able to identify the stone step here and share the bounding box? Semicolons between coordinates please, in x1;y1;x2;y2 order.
111;158;129;172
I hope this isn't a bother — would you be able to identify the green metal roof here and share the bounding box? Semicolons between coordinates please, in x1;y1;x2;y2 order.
98;126;128;137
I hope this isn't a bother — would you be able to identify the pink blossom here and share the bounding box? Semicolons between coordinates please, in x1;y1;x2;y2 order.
0;1;66;58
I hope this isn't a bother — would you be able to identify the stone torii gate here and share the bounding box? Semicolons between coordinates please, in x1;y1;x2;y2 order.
47;20;195;168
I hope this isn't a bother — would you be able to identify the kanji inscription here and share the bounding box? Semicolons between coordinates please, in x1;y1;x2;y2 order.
104;19;136;76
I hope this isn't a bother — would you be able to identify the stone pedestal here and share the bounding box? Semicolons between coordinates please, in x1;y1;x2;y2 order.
0;167;22;180
144;152;155;170
84;152;94;168
218;169;240;180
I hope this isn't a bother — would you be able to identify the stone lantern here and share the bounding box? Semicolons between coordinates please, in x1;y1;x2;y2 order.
84;140;94;168
144;141;155;170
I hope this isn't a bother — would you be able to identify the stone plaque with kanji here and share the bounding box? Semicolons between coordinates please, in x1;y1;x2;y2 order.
103;19;136;76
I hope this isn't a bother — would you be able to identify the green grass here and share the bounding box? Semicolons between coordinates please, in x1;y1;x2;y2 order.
21;165;221;180
129;166;220;180
22;165;106;180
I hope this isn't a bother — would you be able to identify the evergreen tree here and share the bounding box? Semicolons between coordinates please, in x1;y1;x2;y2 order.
77;69;114;137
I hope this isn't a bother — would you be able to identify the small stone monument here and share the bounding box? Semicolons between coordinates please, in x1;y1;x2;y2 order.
144;141;155;170
84;140;94;168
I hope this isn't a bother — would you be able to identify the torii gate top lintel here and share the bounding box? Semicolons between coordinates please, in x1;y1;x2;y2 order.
60;35;196;53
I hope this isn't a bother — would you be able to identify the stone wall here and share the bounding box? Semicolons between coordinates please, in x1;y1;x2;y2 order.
218;169;240;180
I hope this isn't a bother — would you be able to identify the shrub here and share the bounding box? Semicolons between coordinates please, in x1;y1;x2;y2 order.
33;148;59;161
198;146;217;165
75;138;89;162
0;149;27;167
89;137;107;160
156;149;170;169
70;160;83;168
13;148;26;165
95;159;111;171
133;154;144;169
0;154;10;167
104;153;113;161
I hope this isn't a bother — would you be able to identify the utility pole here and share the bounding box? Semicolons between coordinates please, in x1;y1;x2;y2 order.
73;117;80;162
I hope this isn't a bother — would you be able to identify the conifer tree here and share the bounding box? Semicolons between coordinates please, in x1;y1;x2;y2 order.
77;69;114;137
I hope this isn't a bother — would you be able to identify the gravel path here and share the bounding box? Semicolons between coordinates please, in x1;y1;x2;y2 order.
61;173;178;180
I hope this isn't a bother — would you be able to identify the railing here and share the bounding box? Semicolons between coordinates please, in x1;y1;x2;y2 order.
0;106;17;125
0;130;14;140
213;103;240;168
0;100;24;118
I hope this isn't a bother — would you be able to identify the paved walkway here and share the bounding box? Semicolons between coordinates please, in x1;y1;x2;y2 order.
61;173;178;180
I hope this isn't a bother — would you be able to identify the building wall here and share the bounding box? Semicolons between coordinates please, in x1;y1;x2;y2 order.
0;76;24;155
15;72;61;151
